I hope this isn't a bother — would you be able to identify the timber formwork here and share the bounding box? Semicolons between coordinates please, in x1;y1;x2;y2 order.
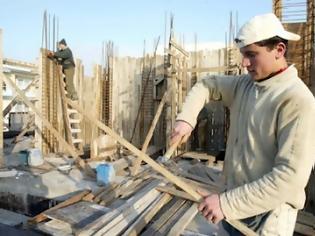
39;49;59;154
165;19;190;150
38;50;84;156
273;0;314;87
139;54;155;145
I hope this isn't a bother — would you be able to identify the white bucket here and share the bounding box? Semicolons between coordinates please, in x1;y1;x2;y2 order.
27;148;44;166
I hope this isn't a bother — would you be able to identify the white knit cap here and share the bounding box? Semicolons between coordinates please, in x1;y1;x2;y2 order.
235;13;300;48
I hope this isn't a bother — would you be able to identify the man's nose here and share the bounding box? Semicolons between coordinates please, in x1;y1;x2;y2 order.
241;57;250;68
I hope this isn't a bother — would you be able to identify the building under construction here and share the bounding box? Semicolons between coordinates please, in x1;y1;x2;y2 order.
0;0;314;235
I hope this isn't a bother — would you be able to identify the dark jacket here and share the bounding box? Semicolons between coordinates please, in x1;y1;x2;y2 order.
54;47;75;69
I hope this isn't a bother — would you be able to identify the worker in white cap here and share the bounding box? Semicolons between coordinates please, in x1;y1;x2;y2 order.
171;13;315;235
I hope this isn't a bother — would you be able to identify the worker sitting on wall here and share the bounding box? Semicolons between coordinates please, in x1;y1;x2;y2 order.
47;38;78;101
170;13;315;235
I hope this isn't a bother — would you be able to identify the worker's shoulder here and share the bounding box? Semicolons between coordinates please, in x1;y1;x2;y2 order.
281;77;315;109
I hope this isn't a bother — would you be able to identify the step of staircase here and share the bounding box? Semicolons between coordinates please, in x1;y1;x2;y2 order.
70;128;81;133
72;139;83;144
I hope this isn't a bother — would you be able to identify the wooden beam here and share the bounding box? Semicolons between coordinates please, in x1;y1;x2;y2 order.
95;188;160;235
3;58;37;70
157;186;257;236
67;99;201;201
142;198;186;235
77;180;162;235
170;39;189;57
132;90;168;174
156;186;196;202
13;119;35;143
156;186;197;202
67;100;257;236
167;203;199;236
273;0;282;20
121;193;172;236
183;66;227;73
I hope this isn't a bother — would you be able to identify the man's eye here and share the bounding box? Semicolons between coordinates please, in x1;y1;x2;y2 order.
247;53;256;58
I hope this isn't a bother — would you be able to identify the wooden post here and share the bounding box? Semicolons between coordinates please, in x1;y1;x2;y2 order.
273;0;282;20
132;90;168;174
0;29;3;162
90;64;102;159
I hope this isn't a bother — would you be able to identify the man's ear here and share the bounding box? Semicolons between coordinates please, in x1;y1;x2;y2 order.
275;42;286;59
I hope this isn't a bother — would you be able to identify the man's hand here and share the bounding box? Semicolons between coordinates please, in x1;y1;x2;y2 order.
170;120;193;145
197;189;225;224
47;51;54;58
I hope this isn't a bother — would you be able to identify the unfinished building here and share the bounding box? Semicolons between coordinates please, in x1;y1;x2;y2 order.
0;2;314;235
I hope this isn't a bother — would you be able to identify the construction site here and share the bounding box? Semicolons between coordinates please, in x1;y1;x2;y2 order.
0;0;315;235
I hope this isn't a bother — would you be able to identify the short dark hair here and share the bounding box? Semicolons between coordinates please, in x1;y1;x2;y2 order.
255;36;288;57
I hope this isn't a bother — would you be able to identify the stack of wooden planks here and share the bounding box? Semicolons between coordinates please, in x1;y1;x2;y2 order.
28;157;315;236
29;160;225;236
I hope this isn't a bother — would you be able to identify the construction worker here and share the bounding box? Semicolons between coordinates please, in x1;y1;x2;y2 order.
171;13;315;235
48;38;78;100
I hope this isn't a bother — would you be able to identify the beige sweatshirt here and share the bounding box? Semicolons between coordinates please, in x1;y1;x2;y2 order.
177;65;315;220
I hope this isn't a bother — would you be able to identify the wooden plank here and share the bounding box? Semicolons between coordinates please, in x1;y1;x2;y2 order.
44;201;110;231
13;119;35;143
180;151;216;161
156;186;197;202
67;99;201;201
93;183;119;203
76;179;163;236
170;39;189;57
1;74;90;172
82;186;107;202
157;201;192;235
96;190;160;236
28;190;90;224
3;58;37;69
37;218;72;236
157;185;257;236
97;179;148;206
142;198;186;236
67;100;257;236
121;193;172;236
119;177;152;199
167;203;199;236
180;66;227;73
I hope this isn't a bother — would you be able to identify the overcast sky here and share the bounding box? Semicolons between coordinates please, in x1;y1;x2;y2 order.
1;0;272;75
